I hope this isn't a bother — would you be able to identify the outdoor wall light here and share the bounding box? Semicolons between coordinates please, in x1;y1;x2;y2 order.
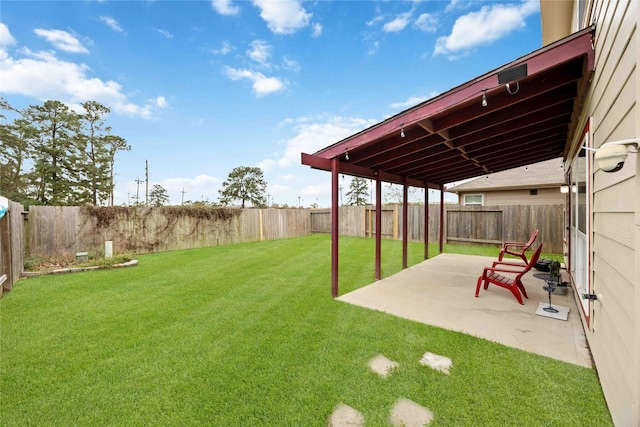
506;81;520;95
400;125;405;138
560;185;569;194
481;90;488;107
594;138;640;173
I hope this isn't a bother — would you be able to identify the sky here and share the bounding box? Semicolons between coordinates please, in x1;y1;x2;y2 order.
0;0;543;207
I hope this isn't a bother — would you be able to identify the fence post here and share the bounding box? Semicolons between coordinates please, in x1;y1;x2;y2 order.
0;212;11;294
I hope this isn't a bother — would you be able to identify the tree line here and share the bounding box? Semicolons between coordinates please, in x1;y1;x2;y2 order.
1;97;385;209
0;98;130;206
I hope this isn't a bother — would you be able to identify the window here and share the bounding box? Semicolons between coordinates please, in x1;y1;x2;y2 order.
530;189;538;196
463;194;483;206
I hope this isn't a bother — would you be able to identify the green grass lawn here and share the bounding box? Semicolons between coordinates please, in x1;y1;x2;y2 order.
1;235;609;426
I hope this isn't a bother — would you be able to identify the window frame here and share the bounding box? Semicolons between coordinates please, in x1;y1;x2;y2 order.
463;194;483;206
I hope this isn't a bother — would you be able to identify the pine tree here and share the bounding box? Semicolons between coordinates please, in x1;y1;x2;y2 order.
346;177;369;206
149;184;170;206
25;100;81;205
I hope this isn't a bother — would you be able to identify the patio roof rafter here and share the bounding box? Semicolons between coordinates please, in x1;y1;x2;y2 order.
301;26;596;297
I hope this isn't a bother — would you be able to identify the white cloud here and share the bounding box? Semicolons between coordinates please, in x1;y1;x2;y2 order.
0;23;17;47
34;28;89;54
366;15;384;27
99;16;124;33
155;96;168;108
311;23;322;38
223;66;287;96
390;95;432;110
258;158;276;172
300;183;328;200
271;115;377;168
211;0;240;16
160;174;223;204
367;41;380;56
445;0;462;13
252;0;312;35
282;56;300;72
0;48;164;118
247;39;272;66
414;13;438;32
155;29;174;39
434;0;539;57
213;40;234;55
383;12;413;33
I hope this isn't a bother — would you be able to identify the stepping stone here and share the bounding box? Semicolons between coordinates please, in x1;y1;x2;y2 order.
389;398;433;427
328;403;365;427
420;351;452;375
369;354;399;378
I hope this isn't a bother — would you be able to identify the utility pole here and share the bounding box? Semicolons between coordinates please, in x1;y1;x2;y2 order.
145;160;149;206
135;177;145;205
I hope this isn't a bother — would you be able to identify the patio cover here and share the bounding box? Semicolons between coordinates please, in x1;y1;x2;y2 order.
301;26;595;296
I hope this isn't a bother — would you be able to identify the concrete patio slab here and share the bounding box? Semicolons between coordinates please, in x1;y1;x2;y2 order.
337;253;592;367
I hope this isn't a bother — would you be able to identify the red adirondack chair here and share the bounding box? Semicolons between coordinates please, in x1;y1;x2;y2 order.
475;244;543;305
498;229;539;264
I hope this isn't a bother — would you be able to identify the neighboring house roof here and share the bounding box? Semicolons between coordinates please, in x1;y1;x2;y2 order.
446;157;565;193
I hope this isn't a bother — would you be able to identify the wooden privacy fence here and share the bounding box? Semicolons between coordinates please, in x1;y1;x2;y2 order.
311;204;563;253
311;205;442;242
0;199;25;295
27;206;311;260
1;202;563;293
446;205;563;253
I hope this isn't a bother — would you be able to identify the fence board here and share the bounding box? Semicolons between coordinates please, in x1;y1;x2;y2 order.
0;200;25;294
21;203;563;268
28;206;312;259
310;204;562;253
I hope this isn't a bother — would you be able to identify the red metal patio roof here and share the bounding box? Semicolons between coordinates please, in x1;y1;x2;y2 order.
302;26;595;189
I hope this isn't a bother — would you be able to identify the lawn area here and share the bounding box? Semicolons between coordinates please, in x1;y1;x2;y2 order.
1;235;610;426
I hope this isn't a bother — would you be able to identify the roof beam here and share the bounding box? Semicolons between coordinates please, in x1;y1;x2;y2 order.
301;153;429;188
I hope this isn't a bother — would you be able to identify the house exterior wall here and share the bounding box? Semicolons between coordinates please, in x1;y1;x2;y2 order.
556;1;639;425
458;188;564;206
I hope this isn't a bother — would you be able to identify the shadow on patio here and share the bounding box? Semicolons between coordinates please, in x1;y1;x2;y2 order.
337;253;592;368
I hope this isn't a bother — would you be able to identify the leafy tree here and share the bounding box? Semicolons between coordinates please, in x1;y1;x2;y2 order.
149;184;170;206
0;99;35;201
0;98;129;206
346;176;369;206
78;101;115;205
218;166;267;208
24;100;82;205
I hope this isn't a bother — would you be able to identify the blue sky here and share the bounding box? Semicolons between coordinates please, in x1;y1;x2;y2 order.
0;0;542;207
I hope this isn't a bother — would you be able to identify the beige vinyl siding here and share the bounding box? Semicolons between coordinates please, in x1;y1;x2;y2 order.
584;1;638;425
458;188;564;206
483;188;564;205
